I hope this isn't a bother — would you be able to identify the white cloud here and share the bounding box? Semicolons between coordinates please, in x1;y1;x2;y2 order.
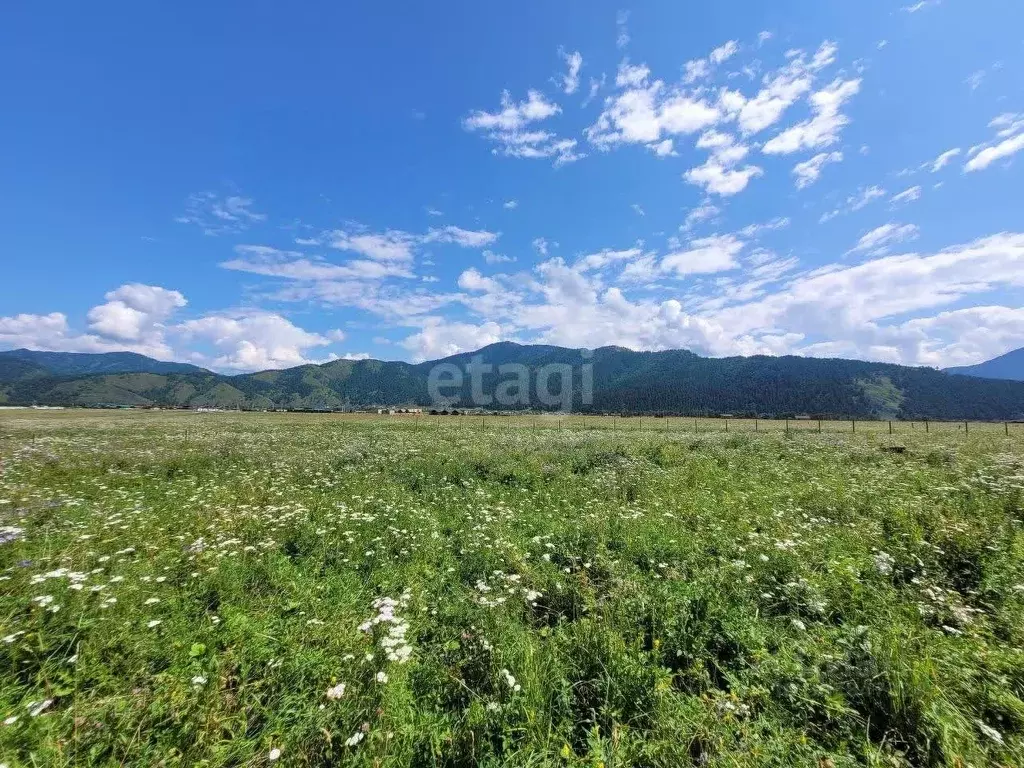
661;234;744;277
890;186;922;206
792;151;843;189
401;319;504;362
710;40;740;66
736;41;837;135
848;223;920;255
684;161;763;196
965;133;1024;172
648;139;677;157
683;59;710;85
327;229;419;262
587;63;721;148
902;1;933;12
682;200;720;231
483;250;515;264
616;10;630;49
425;226;500;248
532;237;550;256
762;77;861;154
175;192;266;236
966;70;985;91
463;90;582;166
85;283;186;356
457;268;501;293
503;199;518;209
559;50;583;94
758;31;773;46
684;131;762;196
929;148;961;172
178;312;341;371
575;247;644;272
631;203;645;216
820;185;886;222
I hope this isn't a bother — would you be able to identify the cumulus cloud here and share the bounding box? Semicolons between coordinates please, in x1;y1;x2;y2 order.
684;131;762;196
85;284;187;357
178;312;342;371
401;319;504;361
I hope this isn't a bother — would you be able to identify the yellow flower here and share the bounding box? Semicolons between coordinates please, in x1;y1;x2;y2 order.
561;743;572;759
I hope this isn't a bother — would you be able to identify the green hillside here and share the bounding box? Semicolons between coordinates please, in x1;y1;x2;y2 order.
1;342;1023;419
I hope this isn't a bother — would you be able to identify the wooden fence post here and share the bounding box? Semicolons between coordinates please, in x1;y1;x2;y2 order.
889;420;893;435
965;421;969;435
852;419;856;433
925;420;929;434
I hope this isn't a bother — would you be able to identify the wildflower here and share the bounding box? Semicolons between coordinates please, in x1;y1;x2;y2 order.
191;675;207;687
344;731;365;747
873;551;895;576
28;699;53;717
500;669;521;692
144;597;160;605
268;747;282;761
147;619;162;628
326;682;346;700
376;671;388;683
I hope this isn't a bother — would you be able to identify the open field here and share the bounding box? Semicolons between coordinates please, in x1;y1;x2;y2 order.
1;411;1024;766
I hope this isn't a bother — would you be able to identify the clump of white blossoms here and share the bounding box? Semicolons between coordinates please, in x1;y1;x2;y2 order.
325;682;346;700
359;590;414;664
873;551;895;576
500;668;521;692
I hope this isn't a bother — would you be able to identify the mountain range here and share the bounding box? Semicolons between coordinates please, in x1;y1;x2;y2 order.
945;347;1024;382
2;344;1024;420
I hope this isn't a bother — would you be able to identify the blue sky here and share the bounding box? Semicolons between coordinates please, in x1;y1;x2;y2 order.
2;0;1023;371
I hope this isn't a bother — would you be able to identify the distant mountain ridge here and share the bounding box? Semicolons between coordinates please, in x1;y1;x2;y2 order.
0;348;207;377
1;343;1024;420
945;347;1024;382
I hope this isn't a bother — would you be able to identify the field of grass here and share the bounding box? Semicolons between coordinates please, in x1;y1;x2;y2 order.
1;410;1023;767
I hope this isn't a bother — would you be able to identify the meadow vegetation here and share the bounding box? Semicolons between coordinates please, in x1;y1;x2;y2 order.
1;411;1023;766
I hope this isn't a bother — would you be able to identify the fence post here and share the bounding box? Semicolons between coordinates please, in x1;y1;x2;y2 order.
965;421;969;435
754;418;758;433
889;420;893;435
785;419;789;434
852;419;856;433
818;419;822;433
726;418;729;433
925;420;929;434
695;418;698;433
1006;421;1009;436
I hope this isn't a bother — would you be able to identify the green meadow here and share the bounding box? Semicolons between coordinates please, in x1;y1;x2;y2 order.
1;410;1023;767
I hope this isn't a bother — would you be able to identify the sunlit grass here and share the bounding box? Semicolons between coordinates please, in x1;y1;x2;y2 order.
0;411;1022;766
